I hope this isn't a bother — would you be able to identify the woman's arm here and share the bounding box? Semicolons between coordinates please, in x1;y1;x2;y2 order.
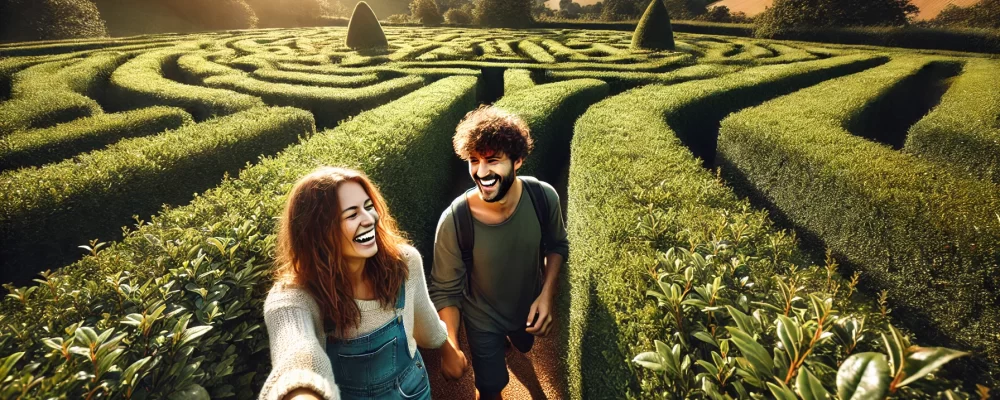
406;247;449;349
259;285;340;400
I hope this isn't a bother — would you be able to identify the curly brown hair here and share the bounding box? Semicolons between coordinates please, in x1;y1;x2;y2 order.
453;105;534;161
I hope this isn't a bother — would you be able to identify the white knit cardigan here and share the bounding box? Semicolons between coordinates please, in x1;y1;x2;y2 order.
258;245;449;400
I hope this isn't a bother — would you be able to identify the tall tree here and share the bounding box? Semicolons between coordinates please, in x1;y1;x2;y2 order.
754;0;918;37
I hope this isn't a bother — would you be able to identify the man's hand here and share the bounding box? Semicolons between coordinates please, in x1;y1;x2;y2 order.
440;339;470;380
525;292;554;337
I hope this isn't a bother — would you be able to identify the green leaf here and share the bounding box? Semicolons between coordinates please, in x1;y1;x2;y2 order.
0;352;24;381
796;366;830;400
169;383;210;400
633;352;665;372
767;381;798;400
178;325;213;349
897;346;969;388
726;306;756;335
696;359;720;376
726;327;773;377
881;324;906;375
693;330;719;348
122;356;152;385
776;315;801;361
837;352;890;400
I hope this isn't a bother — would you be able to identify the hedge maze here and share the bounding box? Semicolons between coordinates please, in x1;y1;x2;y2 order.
1;25;998;398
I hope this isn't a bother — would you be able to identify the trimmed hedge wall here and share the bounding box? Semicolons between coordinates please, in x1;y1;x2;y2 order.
203;74;426;129
0;76;477;398
494;78;609;181
0;53;127;135
717;56;1000;382
0;106;314;288
905;59;1000;185
0;106;193;172
503;68;535;95
107;49;265;120
565;54;886;398
547;64;740;93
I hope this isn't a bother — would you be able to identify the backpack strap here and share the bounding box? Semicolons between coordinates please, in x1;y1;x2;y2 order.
451;192;475;273
519;176;550;254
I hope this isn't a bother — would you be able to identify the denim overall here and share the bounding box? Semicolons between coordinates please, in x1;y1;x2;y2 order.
326;284;431;399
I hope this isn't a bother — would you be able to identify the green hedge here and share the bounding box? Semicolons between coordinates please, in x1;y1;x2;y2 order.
251;68;382;88
107;49;265;120
0;76;477;398
203;74;426;129
0;107;193;171
494;78;609;180
565;54;887;398
717;56;1000;382
517;40;557;63
905;59;1000;185
546;64;740;93
503;68;535;94
0;106;314;288
0;53;127;135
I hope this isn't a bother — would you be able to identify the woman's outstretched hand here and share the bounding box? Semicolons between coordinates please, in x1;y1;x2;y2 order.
283;388;323;400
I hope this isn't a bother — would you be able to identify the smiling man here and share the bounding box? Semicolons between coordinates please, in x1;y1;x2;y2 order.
428;106;569;400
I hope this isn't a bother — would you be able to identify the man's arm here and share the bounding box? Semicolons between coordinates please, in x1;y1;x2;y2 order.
428;208;471;379
526;183;569;336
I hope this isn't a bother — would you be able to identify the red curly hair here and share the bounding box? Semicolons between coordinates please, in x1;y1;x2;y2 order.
273;166;410;337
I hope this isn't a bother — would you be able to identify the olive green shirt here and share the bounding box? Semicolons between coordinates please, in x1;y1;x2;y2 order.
428;179;569;334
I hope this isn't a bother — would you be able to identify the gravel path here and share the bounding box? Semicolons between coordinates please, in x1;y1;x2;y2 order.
421;321;569;400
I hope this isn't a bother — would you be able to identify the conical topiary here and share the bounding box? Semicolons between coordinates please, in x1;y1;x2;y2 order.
346;1;388;50
631;0;675;51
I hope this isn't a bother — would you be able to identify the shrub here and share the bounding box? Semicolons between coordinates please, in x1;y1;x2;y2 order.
0;106;314;288
410;0;444;26
443;8;472;24
0;53;127;135
0;77;477;398
754;0;919;38
0;0;107;42
473;0;533;27
346;1;389;49
169;0;258;30
202;74;425;128
107;49;265;120
717;57;1000;382
385;13;412;23
631;0;675;51
0;107;193;172
245;0;324;27
517;40;556;63
566;54;888;398
931;0;1000;29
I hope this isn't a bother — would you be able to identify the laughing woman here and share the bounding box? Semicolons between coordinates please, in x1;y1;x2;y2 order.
260;167;448;400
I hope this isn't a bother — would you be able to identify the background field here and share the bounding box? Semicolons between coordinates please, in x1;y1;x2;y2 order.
0;25;998;398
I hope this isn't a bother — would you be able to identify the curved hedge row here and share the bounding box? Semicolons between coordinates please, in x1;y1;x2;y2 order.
546;64;740;94
0;106;314;288
0;53;127;135
0;75;479;398
107;49;265;120
494;78;609;180
565;54;887;398
0;106;193;172
251;68;382;88
717;56;1000;382
203;74;426;129
905;59;1000;185
503;68;535;95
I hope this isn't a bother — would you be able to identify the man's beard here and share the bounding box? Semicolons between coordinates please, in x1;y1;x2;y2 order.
477;169;517;203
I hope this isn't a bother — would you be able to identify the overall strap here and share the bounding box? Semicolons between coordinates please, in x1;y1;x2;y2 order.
519;176;550;253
